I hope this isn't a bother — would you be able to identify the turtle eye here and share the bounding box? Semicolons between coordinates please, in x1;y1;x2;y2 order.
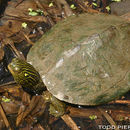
14;66;20;72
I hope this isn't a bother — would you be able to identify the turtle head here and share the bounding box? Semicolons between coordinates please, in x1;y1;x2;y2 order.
8;58;35;82
8;58;46;95
8;58;23;76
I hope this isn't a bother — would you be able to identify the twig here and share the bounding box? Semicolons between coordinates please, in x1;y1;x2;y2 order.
74;0;88;12
55;0;73;17
16;92;30;126
98;107;119;130
61;114;80;130
5;14;47;23
0;104;12;130
9;42;25;60
14;0;24;8
22;32;34;45
68;106;130;121
68;107;102;118
3;38;25;60
16;103;26;126
0;81;17;90
120;12;130;21
37;123;45;130
75;0;99;13
16;95;41;126
109;100;130;105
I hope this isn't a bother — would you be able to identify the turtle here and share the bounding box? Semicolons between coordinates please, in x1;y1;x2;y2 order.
8;13;130;116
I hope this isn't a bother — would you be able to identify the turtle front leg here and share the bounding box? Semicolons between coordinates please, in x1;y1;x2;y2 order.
42;91;67;117
42;91;80;130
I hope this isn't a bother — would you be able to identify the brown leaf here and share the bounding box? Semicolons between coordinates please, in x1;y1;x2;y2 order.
1;101;19;115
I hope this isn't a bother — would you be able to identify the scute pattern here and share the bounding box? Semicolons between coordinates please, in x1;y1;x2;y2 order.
27;13;130;105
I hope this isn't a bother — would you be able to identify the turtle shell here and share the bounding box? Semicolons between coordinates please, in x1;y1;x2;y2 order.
27;13;130;105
